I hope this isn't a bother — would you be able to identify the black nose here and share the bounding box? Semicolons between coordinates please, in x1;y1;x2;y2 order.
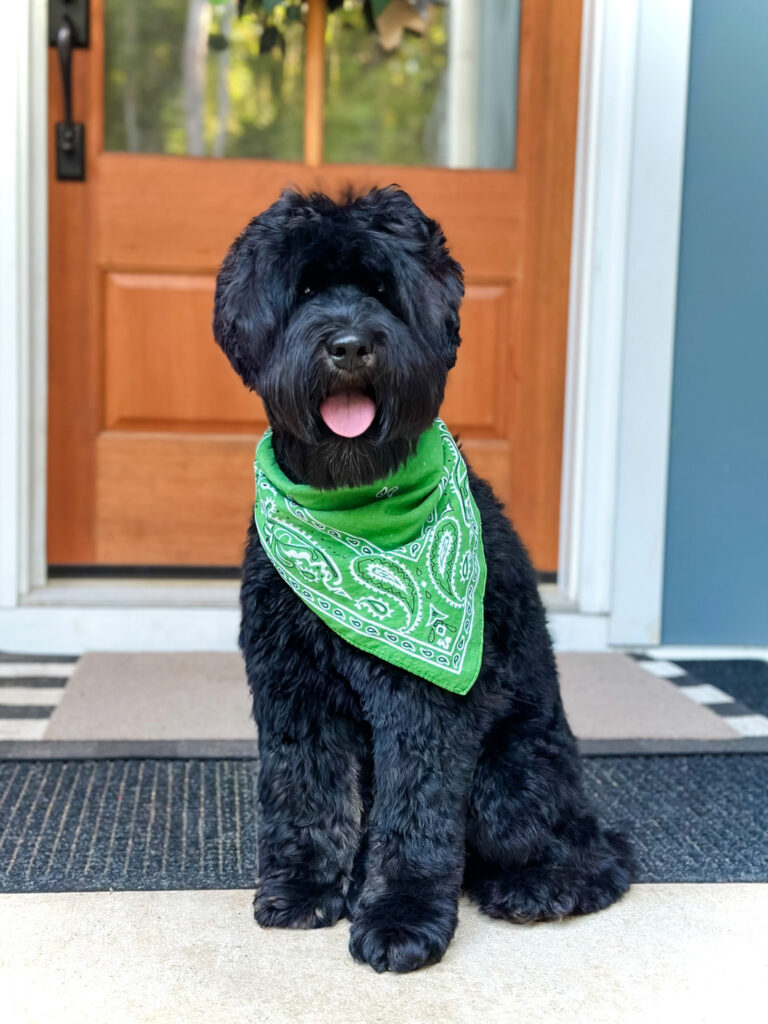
326;332;373;371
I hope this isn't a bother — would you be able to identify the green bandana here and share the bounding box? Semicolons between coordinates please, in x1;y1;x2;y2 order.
253;420;486;694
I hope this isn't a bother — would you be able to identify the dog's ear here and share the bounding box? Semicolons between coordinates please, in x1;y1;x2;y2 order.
362;187;465;369
421;213;465;370
213;220;272;389
213;192;301;389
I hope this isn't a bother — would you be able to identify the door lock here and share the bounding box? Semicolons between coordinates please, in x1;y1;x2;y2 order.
49;0;89;181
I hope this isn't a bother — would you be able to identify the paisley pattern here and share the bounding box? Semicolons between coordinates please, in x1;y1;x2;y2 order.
253;420;487;695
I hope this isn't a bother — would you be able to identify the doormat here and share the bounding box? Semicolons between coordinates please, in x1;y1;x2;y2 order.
1;754;767;893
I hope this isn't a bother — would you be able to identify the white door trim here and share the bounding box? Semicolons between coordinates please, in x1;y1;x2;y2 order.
607;0;692;644
0;0;48;609
560;0;692;642
559;0;641;615
0;0;692;652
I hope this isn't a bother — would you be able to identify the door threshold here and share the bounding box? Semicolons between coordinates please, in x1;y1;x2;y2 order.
5;582;606;653
21;578;240;608
539;582;578;612
22;577;578;612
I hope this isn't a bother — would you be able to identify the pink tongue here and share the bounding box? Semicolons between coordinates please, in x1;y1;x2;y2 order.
319;389;376;438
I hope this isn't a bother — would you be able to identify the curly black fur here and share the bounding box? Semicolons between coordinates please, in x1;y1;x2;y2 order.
213;186;635;973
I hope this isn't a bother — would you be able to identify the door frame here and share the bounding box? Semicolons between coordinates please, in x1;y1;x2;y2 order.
0;0;692;651
559;0;692;645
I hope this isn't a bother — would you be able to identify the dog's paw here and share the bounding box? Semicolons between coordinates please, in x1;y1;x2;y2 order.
348;889;458;973
468;828;635;923
469;868;583;922
253;874;347;930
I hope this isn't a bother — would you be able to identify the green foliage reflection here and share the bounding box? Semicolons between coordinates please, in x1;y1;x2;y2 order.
104;0;304;159
104;0;448;165
324;2;447;165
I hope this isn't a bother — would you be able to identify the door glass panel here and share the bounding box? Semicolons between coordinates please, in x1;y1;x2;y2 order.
104;0;519;168
104;0;305;159
324;0;520;169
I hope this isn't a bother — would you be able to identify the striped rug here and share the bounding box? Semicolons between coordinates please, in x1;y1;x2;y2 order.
0;654;78;741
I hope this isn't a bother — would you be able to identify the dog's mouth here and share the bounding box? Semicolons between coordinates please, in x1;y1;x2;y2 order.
318;387;377;438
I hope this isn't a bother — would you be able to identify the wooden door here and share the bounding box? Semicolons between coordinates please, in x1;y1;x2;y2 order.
48;0;581;571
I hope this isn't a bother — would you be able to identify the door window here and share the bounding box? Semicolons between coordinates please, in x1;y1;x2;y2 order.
104;0;519;168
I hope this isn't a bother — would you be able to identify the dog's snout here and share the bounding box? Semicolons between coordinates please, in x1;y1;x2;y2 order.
326;332;373;372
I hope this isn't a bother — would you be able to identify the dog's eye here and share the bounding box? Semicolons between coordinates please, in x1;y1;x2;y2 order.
302;286;314;297
377;283;385;294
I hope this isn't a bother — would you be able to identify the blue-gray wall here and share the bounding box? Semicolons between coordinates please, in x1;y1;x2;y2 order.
662;0;768;643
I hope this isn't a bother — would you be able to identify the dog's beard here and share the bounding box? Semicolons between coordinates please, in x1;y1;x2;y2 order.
258;303;447;489
270;432;420;490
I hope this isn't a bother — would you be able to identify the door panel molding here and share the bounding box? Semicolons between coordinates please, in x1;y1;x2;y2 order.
96;156;524;275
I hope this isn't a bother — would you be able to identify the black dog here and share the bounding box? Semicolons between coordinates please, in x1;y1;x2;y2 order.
213;186;634;973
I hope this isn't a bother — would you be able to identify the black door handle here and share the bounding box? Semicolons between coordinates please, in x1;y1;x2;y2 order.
56;18;76;134
50;1;89;180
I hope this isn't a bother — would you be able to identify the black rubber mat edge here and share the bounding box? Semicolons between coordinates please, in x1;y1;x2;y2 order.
3;737;768;760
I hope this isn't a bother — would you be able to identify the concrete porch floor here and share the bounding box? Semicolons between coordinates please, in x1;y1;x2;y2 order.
1;885;766;1023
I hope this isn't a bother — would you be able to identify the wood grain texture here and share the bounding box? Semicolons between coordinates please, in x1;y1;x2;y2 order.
304;0;326;166
95;433;257;565
103;273;266;429
511;0;583;569
96;156;522;277
443;284;514;437
47;42;98;563
94;433;514;567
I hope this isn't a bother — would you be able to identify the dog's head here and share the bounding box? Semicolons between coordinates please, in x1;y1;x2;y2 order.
213;186;464;488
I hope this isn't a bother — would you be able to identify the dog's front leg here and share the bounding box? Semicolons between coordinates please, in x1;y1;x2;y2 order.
348;680;478;973
253;704;369;930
